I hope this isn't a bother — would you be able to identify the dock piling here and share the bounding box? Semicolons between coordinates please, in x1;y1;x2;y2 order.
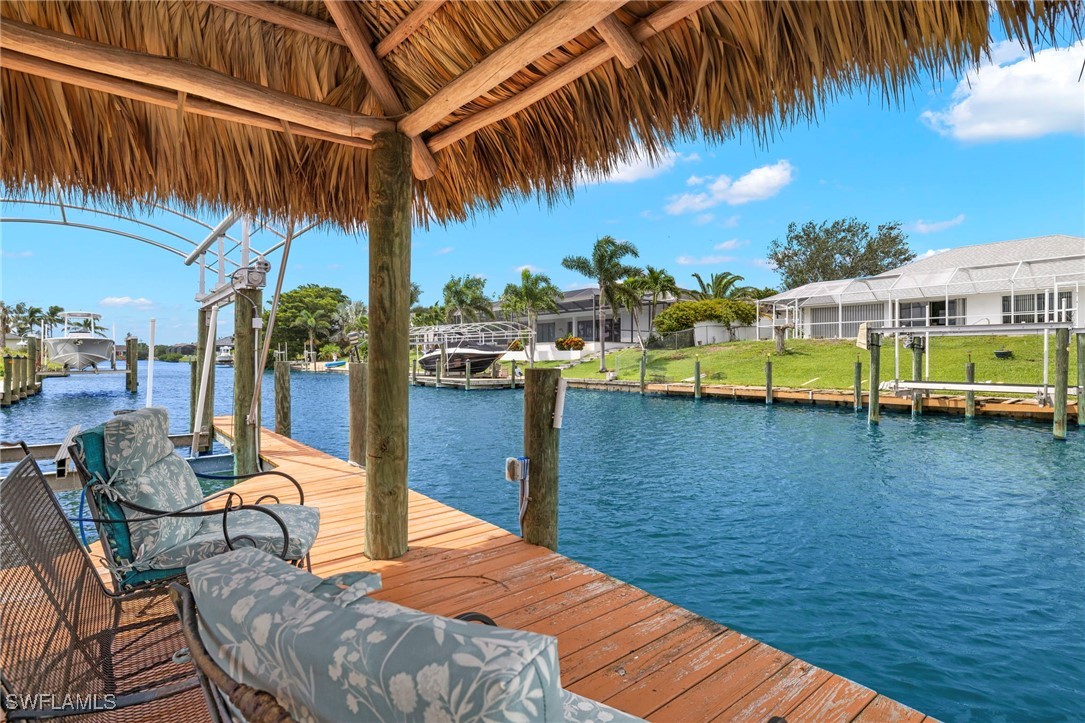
509;360;517;389
869;333;881;424
639;351;646;394
765;357;773;405
14;356;26;400
194;308;214;452
694;357;701;400
1077;333;1084;427
348;361;367;465
412;357;418;386
2;356;12;406
233;288;261;476
125;338;138;393
436;346;445;388
1053;328;1069;440
965;359;976;418
275;360;291;437
465;360;472;391
911;337;923;415
523;368;560;551
853;359;862;411
27;339;38;395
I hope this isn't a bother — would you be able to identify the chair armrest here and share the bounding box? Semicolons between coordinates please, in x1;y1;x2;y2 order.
192;469;305;504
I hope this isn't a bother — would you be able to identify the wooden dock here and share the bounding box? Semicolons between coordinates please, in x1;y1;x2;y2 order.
200;417;933;722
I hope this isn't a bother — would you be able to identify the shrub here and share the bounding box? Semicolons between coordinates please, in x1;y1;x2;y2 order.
507;339;524;351
653;299;756;335
318;343;342;360
555;335;585;351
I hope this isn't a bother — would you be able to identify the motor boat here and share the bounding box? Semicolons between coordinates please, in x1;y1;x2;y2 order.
215;344;234;365
44;312;114;371
417;343;506;375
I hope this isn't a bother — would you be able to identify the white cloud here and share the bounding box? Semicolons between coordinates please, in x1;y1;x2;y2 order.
2;250;32;258
640;210;661;221
665;160;794;214
721;215;740;228
750;259;776;270
676;254;735;266
908;214;966;234
714;239;747;251
515;264;541;273
686;175;706;186
921;40;1085;141
694;214;715;226
918;248;951;259
100;296;153;308
581;148;700;185
434;246;454;255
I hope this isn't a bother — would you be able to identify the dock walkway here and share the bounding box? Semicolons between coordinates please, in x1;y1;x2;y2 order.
207;417;932;722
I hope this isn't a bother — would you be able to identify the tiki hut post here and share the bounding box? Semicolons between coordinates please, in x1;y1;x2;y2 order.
233;288;262;476
365;131;412;560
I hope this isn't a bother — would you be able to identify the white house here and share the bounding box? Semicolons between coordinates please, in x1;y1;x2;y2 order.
757;234;1085;340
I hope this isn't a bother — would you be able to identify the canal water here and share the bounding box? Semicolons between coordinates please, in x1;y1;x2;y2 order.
3;361;1083;721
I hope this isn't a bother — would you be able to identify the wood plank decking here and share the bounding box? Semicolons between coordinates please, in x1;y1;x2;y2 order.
205;416;933;722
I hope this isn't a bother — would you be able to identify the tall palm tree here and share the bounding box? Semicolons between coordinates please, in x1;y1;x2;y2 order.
442;275;494;324
292;309;331;369
71;318;108;336
335;301;368;344
23;306;44;338
43;305;65;336
411;304;445;327
561;236;641;372
641;266;679;328
500;268;562;364
689;272;748;300
614;273;649;349
0;301;11;345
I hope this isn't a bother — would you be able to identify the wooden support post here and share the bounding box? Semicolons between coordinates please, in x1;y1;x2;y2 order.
694;357;701;400
14;356;26;400
194;308;214;451
1053;327;1069;441
639;351;647;394
412;356;418;386
125;338;138;393
510;360;517;389
2;356;12;406
869;333;881;425
436;345;445;388
465;360;472;391
853;360;862;411
365;131;412;561
765;357;773;405
26;339;37;394
190;360;199;428
233;288;261;476
911;339;923;415
523;368;560;551
491;359;500;379
275;360;291;437
965;361;976;418
348;361;367;465
1078;333;1085;427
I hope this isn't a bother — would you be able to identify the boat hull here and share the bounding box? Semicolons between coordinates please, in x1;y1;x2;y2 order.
417;346;505;375
44;337;114;371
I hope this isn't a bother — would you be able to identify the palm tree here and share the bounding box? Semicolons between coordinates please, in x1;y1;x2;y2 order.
613;273;649;350
442;275;494;324
0;301;11;345
409;282;423;306
335;301;368;344
43;305;65;336
23;306;44;338
641;266;679;329
561;236;641;372
292;309;331;369
411;304;445;327
500;268;562;364
71;318;108;337
689;272;748;300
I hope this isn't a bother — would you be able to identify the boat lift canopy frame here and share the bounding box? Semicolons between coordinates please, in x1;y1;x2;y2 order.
410;321;534;347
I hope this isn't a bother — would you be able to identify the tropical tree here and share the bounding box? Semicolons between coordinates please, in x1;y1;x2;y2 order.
268;284;349;356
689;272;749;300
411;304;445;327
19;306;44;337
43;305;65;335
71;318;108;337
334;301;368;344
500;268;562;364
561;236;641;372
442;275;494;324
767;218;913;290
409;282;423;306
613;274;650;349
293;309;331;366
0;302;11;344
640;266;679;328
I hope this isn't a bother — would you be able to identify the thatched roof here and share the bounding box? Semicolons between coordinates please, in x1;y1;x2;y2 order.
1;1;1080;228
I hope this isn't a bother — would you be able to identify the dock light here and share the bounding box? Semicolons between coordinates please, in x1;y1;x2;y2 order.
505;456;529;482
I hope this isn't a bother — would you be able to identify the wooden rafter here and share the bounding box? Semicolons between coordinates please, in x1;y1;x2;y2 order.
375;0;446;58
398;0;627;137
594;15;644;69
324;1;439;179
2;51;372;149
204;0;345;45
427;1;713;152
0;18;392;139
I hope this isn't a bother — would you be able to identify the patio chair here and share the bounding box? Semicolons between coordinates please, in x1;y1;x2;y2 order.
171;548;643;723
68;407;319;592
0;448;206;721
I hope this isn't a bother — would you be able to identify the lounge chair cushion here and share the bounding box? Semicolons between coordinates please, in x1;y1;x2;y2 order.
104;408;204;560
188;548;564;722
74;423;133;563
140;505;320;570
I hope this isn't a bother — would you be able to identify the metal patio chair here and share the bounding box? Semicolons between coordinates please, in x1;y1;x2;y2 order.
0;447;206;721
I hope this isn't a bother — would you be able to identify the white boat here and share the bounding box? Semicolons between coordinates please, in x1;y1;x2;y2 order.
44;312;115;371
215;345;234;365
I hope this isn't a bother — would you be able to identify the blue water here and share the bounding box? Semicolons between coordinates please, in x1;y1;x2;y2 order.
3;362;1083;721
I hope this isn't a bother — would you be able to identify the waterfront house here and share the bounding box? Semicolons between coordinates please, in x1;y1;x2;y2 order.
758;234;1085;340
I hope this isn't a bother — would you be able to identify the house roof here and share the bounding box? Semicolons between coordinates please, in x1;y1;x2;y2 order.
763;235;1085;307
2;2;1079;228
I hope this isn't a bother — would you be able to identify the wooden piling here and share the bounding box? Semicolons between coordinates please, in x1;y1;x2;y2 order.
274;360;291;437
436;345;445;388
411;356;418;386
365;131;412;561
1053;327;1069;441
233;288;261;476
911;338;923;415
14;356;26;400
1077;333;1084;427
125;338;138;393
194;308;214;452
639;351;646;394
348;361;367;465
26;339;37;394
465;360;472;391
509;360;517;389
765;357;773;405
868;333;881;424
694;357;701;400
523;368;560;551
853;360;862;411
965;360;976;418
2;356;12;406
190;360;199;428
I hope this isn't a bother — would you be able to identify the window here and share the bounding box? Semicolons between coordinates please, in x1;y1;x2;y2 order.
537;323;556;343
899;302;927;327
1002;292;1074;324
576;319;595;341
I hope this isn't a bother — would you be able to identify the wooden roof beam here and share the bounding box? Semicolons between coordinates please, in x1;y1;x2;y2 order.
205;0;346;45
324;1;439;179
0;18;393;140
594;15;644;69
428;1;712;152
1;51;373;150
399;0;627;137
375;1;446;58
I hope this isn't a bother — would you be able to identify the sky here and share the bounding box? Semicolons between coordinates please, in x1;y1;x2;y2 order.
2;35;1083;344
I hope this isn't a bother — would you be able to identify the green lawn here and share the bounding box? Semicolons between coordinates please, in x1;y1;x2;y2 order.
556;335;1081;390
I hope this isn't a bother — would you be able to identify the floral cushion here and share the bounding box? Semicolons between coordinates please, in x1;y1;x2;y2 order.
141;505;320;570
104;408;205;560
188;549;564;722
561;690;643;722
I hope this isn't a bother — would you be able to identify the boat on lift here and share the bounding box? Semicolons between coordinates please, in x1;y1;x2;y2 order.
44;312;115;371
215;343;234;366
417;342;506;375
